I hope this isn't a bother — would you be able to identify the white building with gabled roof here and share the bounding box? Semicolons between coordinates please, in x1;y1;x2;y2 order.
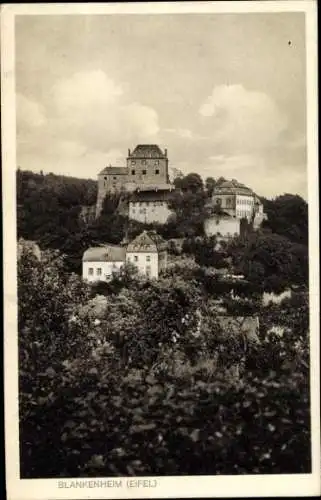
82;231;167;282
82;244;126;282
126;230;167;279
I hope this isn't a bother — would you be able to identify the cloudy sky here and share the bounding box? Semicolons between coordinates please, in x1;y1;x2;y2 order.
16;12;307;198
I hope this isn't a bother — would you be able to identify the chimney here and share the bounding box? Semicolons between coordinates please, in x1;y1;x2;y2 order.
164;148;167;157
128;149;131;156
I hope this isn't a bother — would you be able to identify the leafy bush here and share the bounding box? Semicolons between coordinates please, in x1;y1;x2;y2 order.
18;250;311;478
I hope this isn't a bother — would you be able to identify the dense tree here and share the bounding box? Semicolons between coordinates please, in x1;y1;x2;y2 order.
182;236;228;268
205;176;216;196
262;194;308;245
174;172;204;193
18;249;310;478
168;189;209;237
227;232;308;292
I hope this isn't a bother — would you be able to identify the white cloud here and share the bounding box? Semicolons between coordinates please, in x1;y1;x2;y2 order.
206;152;307;199
16;94;46;130
164;127;208;141
52;70;123;115
199;84;287;153
50;70;159;149
122;102;159;138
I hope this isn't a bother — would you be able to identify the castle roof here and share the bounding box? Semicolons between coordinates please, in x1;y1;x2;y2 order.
128;145;166;159
129;186;175;203
99;166;128;175
213;179;254;196
83;245;126;262
126;230;167;253
204;203;239;219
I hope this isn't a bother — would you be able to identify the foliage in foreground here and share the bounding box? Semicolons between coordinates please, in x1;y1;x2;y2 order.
18;251;311;477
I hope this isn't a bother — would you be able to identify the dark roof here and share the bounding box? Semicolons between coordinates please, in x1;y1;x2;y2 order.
134;184;174;192
204;205;239;219
99;166;128;175
128;145;166;159
127;230;167;253
83;245;126;262
129;188;175;203
213;179;254;196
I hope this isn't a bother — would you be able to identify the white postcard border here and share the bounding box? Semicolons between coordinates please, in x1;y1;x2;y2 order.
2;2;320;499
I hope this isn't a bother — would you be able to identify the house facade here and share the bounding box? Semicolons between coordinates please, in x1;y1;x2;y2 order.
82;231;167;282
204;213;240;239
96;166;128;217
128;186;175;224
95;145;172;217
211;179;266;223
126;230;167;279
126;144;169;187
82;245;126;282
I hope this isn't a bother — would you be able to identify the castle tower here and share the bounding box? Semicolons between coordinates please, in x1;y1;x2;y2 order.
126;145;169;187
96;164;128;218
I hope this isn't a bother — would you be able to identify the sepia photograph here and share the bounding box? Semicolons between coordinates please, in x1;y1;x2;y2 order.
2;1;320;499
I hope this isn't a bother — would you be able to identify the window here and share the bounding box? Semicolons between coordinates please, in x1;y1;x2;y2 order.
88;268;94;275
131;170;135;175
104;176;107;180
146;255;151;262
134;255;138;262
155;169;159;174
146;265;151;276
97;268;102;276
131;160;136;165
113;176;117;180
142;160;147;165
142;170;146;175
155;160;159;165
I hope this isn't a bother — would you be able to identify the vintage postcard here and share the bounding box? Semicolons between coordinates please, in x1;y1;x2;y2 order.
1;1;320;499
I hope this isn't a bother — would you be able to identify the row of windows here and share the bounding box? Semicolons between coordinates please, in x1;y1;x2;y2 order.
236;210;250;218
215;197;253;207
132;208;147;215
131;201;165;207
88;267;102;276
131;160;159;166
216;232;239;238
128;255;151;262
88;256;151;275
215;198;234;207
131;169;160;175
237;198;253;205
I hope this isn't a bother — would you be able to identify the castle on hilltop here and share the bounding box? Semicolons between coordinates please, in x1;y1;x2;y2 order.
204;179;267;239
96;145;173;218
94;144;267;234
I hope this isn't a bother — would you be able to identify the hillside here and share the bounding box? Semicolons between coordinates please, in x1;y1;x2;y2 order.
16;169;309;276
